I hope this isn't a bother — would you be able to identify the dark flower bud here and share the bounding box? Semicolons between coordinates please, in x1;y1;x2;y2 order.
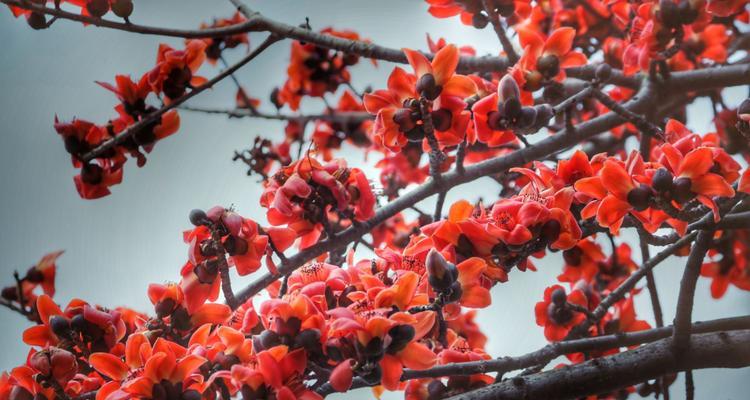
270;87;282;109
25;267;44;283
536;54;560;78
502;97;522;121
85;0;110;18
110;0;133;18
427;380;447;399
672;177;694;203
627;184;653;211
431;108;453;131
426;249;456;291
1;286;18;301
417;73;442;100
471;12;489;29
498;74;520;102
189;209;208;226
540;219;561;243
27;12;48;30
517;107;538;129
386;325;415;354
81;163;104;185
563;247;583;266
595;64;612;81
487;111;505;131
551;288;567;306
170;307;192;331
446;281;463;303
214;352;240;370
678;0;698;24
651;168;674;193
154;298;176;318
294;329;321;352
658;0;682;28
49;316;71;338
361;364;382;384
224;236;248;256
393;108;417;132
70;314;87;332
274;316;301;337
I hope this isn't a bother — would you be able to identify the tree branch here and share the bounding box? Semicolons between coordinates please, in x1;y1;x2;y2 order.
80;35;279;162
446;330;750;400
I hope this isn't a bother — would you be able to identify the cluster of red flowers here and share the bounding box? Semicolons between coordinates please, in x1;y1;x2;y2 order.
261;157;376;249
53;40;208;199
274;28;370;111
4;0;750;399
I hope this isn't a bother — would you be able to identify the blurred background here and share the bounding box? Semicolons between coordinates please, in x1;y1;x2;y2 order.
1;1;748;398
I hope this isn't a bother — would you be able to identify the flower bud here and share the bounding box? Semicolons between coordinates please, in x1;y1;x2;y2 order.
386;325;415;354
31;348;77;385
330;359;354;392
651;168;674;193
189;209;208;226
49;316;71;338
416;73;441;100
86;0;110;18
110;0;133;18
563;246;583;266
501;97;522;121
27;12;47;30
224;236;248;256
81;163;104;185
658;0;681;28
517;107;538;129
551;288;567;306
498;74;520;102
540;219;561;243
536;54;560;78
431;108;453;131
426;249;456;291
672;177;694;203
627;184;653;211
472;12;489;29
393;108;417;132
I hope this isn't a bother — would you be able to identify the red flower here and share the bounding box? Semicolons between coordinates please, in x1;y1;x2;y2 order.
517;27;587;82
534;285;588;341
364;44;475;152
147;40;207;102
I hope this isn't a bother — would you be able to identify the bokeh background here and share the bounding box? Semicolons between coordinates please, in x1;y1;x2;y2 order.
1;1;748;398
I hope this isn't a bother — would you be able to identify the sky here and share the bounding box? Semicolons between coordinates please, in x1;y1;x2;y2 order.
0;1;748;399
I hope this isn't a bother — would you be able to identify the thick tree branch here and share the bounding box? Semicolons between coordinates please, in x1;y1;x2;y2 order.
446;330;750;400
672;230;714;351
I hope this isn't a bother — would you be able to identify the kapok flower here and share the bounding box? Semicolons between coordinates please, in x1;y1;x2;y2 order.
516;27;587;83
200;12;250;64
229;345;320;400
575;152;653;233
90;336;206;400
147;40;207;102
534;285;588;341
657;145;736;220
364;44;475;152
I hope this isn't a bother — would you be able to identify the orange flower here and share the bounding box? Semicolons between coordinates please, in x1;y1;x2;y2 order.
517;27;587;83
